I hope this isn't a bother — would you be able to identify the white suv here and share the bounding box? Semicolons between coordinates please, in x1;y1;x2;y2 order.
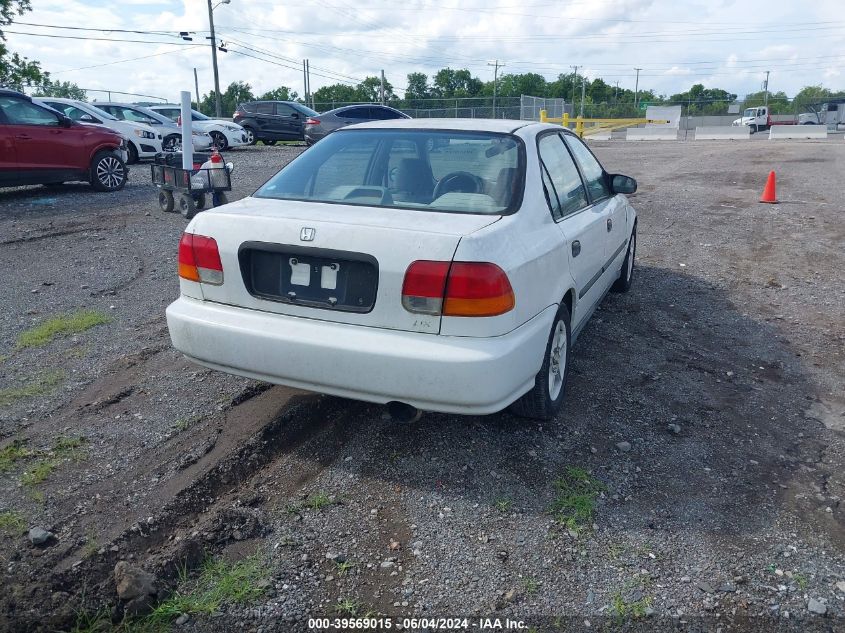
148;105;249;150
36;97;161;163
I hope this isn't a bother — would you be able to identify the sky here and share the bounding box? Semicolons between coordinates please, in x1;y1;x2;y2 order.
6;0;845;107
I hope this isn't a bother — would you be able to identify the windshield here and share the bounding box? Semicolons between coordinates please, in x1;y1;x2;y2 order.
191;109;210;120
743;108;757;117
255;129;524;215
82;103;118;121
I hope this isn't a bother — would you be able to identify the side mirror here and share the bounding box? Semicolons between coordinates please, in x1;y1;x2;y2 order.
58;115;73;128
610;174;637;194
79;114;98;123
290;112;299;119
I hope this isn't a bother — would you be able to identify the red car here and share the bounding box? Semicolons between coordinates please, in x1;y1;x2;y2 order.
0;88;129;191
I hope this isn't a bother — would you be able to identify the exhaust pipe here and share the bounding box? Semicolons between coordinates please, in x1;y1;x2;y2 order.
386;401;422;424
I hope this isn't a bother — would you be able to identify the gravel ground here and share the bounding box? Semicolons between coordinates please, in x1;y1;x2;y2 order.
0;138;843;633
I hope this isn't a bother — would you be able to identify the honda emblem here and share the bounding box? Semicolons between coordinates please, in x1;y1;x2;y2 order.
300;227;316;241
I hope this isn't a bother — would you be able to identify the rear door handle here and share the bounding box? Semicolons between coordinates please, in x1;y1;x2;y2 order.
571;240;581;257
607;218;613;232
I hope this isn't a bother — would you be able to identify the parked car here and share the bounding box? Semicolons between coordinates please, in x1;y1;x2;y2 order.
304;104;410;145
167;119;638;420
35;97;160;163
232;100;319;144
0;88;128;191
95;102;212;151
147;105;249;150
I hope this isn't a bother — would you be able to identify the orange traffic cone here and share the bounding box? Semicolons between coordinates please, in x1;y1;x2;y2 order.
759;171;778;204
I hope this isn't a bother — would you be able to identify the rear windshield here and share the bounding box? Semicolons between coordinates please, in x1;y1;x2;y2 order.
255;129;524;215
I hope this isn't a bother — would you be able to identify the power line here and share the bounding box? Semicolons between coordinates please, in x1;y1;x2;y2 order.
51;46;202;74
2;30;197;45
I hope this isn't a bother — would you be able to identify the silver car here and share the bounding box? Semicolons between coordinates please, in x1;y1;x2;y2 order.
304;104;410;145
95;102;213;151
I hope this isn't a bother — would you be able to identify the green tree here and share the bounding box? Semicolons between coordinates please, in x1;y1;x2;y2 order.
405;72;429;107
312;83;358;108
199;81;254;116
36;80;86;99
0;0;49;88
259;86;298;101
354;75;394;102
431;68;483;99
490;72;547;98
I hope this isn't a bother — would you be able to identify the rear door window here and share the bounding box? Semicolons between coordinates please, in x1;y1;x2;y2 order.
275;104;297;117
256;102;274;115
342;107;370;120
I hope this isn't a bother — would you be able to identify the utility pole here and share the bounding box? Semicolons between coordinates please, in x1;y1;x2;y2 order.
764;70;770;107
302;60;308;107
614;81;619;104
634;67;642;109
380;69;385;105
488;60;503;118
306;59;312;109
580;76;586;118
206;0;223;117
569;65;579;113
193;68;200;108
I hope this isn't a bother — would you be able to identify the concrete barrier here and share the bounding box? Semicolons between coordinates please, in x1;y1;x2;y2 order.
769;125;828;140
626;128;678;141
693;126;750;140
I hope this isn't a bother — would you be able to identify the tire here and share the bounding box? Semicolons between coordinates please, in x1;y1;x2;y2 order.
264;140;277;146
243;127;256;145
194;193;206;210
509;303;571;420
750;124;757;134
163;134;180;151
90;151;127;192
127;142;139;164
611;228;636;293
210;131;228;150
158;190;175;213
178;193;197;219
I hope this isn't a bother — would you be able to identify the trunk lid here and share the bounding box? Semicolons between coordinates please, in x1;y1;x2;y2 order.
189;197;501;333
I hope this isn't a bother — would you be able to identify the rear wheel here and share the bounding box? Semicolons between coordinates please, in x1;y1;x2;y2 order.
611;228;636;293
158;190;175;213
194;193;206;210
90;151;127;192
264;139;277;146
163;134;180;151
178;193;197;219
243;127;256;145
210;131;228;150
750;124;758;134
509;304;571;420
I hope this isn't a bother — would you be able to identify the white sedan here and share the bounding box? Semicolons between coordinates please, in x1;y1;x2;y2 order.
148;105;249;150
166;119;638;419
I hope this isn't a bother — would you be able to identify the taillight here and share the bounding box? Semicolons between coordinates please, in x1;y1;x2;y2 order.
176;115;181;126
178;232;224;285
305;117;320;126
402;261;514;318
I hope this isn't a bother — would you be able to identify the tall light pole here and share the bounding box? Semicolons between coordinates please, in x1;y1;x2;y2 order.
488;60;504;118
634;67;642;109
206;0;230;118
763;70;770;107
580;76;586;118
570;65;579;113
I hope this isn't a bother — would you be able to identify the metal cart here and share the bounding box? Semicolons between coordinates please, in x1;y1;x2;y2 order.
150;152;232;219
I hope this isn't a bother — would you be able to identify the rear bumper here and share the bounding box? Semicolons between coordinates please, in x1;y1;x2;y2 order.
166;297;556;415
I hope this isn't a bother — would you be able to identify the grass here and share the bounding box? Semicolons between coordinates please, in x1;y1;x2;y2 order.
16;310;111;349
53;435;87;461
13;436;88;494
21;459;55;487
306;491;332;511
793;572;808;590
549;466;606;532
334;598;362;616
611;591;652;622
494;498;513;512
336;560;356;576
0;370;65;407
0;510;26;535
174;415;203;432
522;577;540;595
0;440;34;473
73;555;270;632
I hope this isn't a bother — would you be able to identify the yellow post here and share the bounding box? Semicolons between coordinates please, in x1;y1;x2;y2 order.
539;109;548;123
575;116;584;138
562;112;569;129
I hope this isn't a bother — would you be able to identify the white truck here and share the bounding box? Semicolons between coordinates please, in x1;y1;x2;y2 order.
797;100;845;129
732;106;774;133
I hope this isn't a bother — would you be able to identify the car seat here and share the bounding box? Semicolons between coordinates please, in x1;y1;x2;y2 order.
393;158;434;203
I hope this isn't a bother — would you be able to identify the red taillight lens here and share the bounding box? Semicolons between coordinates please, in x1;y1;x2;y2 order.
402;260;449;315
305;117;320;126
402;261;514;317
444;262;514;316
176;115;182;126
178;232;223;285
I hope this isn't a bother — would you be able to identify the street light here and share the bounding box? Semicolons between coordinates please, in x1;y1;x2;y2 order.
206;0;230;118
